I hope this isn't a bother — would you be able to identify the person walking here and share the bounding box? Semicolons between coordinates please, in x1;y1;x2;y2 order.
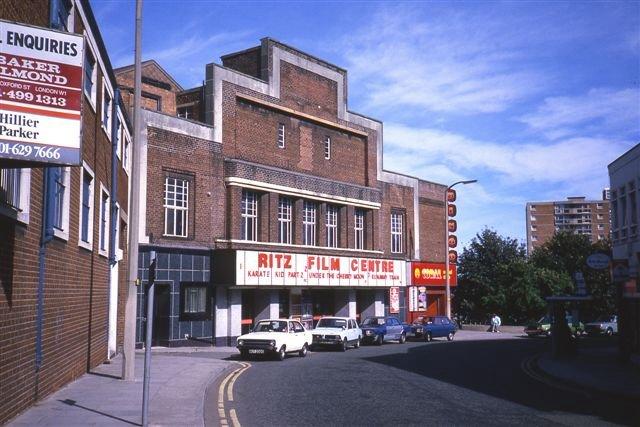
494;314;502;333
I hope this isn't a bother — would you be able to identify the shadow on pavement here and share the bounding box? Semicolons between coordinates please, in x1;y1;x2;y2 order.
362;338;639;426
58;399;140;426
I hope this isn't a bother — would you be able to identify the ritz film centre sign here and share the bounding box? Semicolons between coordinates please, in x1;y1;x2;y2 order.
236;250;406;287
0;20;84;165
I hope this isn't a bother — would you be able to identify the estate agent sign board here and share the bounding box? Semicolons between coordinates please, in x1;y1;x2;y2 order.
236;250;406;287
0;20;84;165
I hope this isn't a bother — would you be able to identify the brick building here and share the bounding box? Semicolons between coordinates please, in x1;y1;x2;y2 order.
116;39;450;347
525;196;611;254
1;1;130;422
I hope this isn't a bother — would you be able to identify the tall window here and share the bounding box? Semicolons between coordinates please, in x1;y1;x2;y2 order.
84;48;96;102
102;86;112;130
80;169;94;243
354;209;364;250
52;167;66;230
0;169;21;211
326;205;338;248
324;136;331;160
303;201;317;246
241;190;258;241
277;123;285;148
278;197;292;244
99;188;109;254
391;212;404;253
164;176;189;237
51;0;72;31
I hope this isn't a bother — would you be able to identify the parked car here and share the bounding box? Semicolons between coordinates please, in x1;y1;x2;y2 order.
360;316;406;345
237;319;312;361
524;315;585;337
408;316;457;341
311;317;362;351
585;315;618;336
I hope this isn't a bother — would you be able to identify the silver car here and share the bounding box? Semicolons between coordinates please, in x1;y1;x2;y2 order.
585;315;618;336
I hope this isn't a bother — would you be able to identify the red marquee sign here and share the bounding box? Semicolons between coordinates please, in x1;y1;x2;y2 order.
411;262;457;286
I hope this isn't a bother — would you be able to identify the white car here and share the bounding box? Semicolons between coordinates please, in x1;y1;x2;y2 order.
311;317;362;351
237;319;312;361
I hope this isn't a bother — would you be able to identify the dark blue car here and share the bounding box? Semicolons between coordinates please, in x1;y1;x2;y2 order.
360;316;407;345
408;316;457;342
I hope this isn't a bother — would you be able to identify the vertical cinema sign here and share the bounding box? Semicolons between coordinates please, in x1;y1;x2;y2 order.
0;20;84;165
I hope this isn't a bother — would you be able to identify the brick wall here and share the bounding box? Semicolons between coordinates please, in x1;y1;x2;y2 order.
145;127;225;247
116;61;180;117
176;86;205;122
221;46;262;79
0;2;129;423
279;61;338;121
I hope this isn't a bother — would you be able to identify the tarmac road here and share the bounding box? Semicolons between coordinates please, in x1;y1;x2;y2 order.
208;331;639;426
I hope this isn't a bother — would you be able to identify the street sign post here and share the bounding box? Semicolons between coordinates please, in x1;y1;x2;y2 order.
142;251;156;427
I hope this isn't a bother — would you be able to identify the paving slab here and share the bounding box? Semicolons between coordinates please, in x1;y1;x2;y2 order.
8;348;234;426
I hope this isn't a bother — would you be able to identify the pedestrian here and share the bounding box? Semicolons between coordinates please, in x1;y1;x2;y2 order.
490;314;497;332
491;314;502;333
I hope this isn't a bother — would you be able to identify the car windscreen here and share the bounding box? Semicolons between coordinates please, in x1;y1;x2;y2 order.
362;317;384;326
253;320;287;333
317;318;347;328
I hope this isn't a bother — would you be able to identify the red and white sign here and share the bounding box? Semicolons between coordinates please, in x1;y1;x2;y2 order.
0;20;84;165
389;287;400;313
236;250;406;287
411;262;457;286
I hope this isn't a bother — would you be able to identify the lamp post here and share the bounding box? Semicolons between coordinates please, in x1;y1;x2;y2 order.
445;179;477;319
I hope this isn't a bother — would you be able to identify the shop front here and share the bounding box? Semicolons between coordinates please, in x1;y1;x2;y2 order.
406;262;456;322
214;250;406;342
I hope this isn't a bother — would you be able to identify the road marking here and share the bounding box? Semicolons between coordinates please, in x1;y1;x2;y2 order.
228;362;251;402
218;361;251;427
229;409;241;427
520;354;591;399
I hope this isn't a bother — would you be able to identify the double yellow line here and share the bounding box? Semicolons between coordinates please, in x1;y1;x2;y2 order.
218;361;251;427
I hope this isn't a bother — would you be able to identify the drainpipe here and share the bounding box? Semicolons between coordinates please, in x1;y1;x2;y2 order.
36;168;56;394
109;88;120;265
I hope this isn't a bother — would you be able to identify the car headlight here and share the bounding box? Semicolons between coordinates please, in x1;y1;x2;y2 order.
238;340;244;346
599;324;605;329
416;328;423;332
269;340;276;347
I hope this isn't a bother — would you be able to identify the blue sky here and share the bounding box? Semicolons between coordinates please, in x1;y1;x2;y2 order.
91;0;639;250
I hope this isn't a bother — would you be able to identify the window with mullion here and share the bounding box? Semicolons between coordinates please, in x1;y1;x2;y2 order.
164;177;189;237
326;205;338;248
354;209;365;250
241;190;258;241
303;201;317;246
278;197;292;244
81;170;92;242
53;167;66;230
391;212;404;253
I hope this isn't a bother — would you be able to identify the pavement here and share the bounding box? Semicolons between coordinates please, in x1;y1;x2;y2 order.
8;347;237;427
535;343;640;400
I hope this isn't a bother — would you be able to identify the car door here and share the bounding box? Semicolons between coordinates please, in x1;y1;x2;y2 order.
387;318;401;339
288;321;300;351
293;321;307;349
433;317;445;337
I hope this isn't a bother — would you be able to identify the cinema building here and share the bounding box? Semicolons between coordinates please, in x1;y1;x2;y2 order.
1;1;131;423
115;39;451;347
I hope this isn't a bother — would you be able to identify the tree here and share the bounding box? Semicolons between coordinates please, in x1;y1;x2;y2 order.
454;228;527;323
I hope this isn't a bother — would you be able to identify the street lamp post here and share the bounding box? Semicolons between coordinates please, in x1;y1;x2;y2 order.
445;179;477;319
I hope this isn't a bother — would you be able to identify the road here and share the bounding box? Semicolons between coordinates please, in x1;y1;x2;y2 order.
207;331;639;426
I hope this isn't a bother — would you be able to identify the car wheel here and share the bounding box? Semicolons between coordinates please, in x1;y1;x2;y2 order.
606;328;613;337
341;338;348;352
277;345;286;361
376;334;383;345
240;350;249;360
447;332;454;341
399;333;406;344
354;338;361;349
425;332;432;342
299;343;308;358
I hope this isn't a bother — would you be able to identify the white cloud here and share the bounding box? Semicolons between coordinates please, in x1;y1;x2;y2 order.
519;88;639;140
383;123;630;185
338;8;552;115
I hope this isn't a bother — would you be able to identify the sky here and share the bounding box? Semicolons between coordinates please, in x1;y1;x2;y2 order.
90;0;640;250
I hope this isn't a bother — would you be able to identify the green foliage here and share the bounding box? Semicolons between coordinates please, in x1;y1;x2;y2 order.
454;229;615;324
